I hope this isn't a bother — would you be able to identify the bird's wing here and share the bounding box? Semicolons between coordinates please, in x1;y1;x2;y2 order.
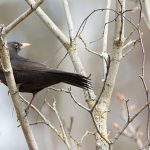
9;56;92;94
11;56;50;71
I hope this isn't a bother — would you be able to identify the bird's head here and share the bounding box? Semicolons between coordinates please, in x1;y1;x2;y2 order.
7;41;31;55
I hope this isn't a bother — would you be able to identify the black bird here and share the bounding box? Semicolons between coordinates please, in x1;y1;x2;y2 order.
0;41;91;107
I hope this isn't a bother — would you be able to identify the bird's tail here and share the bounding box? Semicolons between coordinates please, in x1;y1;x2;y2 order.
48;70;92;89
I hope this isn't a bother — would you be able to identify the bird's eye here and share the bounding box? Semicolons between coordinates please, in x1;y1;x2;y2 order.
14;44;19;49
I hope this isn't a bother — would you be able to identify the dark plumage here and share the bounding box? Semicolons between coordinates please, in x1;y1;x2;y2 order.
0;42;92;96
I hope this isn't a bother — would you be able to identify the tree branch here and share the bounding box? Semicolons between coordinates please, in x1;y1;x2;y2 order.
25;0;70;48
113;99;150;144
0;25;39;150
63;0;75;41
46;99;71;150
20;94;72;149
102;0;112;81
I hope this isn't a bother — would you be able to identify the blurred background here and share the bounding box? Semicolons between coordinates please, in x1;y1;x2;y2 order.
0;0;150;149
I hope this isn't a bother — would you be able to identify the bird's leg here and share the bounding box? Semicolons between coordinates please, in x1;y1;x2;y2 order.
8;90;10;95
25;93;36;115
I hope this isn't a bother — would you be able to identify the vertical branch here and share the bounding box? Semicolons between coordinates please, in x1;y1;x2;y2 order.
0;25;39;150
114;0;125;42
63;1;107;149
102;0;112;81
143;0;150;30
63;0;75;41
62;0;85;74
63;1;100;149
138;0;150;144
62;0;96;102
93;0;126;149
145;0;150;24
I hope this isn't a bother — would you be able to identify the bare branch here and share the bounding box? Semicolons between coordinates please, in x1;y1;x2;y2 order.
138;0;150;144
0;25;39;150
122;40;137;50
48;87;111;145
113;99;150;143
20;94;71;149
145;0;150;28
75;8;120;39
56;52;68;69
79;131;96;146
45;99;71;150
125;99;130;122
63;0;75;41
48;87;90;112
25;0;70;47
79;36;102;58
102;0;112;81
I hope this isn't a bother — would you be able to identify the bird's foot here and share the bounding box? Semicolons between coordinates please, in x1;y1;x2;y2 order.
8;90;10;95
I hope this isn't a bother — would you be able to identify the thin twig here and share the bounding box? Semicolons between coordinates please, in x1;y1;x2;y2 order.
48;87;111;145
45;99;71;150
113;99;150;143
138;0;150;144
115;95;145;149
124;28;136;44
80;131;96;146
75;8;132;39
19;94;72;148
121;10;150;142
79;36;102;58
56;52;68;69
122;40;137;50
125;99;130;122
122;48;134;58
48;87;90;112
30;121;47;126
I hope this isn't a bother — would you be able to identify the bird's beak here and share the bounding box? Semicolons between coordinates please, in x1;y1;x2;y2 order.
20;43;31;48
